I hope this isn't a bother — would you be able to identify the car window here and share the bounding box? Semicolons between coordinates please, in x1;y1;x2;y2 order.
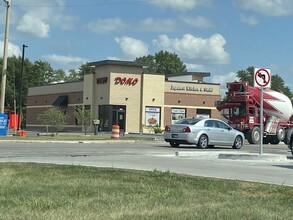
175;118;202;125
217;121;230;129
204;120;213;127
212;121;220;128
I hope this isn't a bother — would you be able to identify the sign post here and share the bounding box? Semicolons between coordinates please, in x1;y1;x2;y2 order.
254;68;271;154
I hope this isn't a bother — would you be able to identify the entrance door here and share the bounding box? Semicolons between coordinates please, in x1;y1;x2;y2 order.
112;105;126;132
117;111;125;131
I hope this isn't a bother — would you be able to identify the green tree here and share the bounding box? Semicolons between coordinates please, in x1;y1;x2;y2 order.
64;63;94;82
79;63;95;79
236;66;293;98
135;50;187;74
65;69;80;82
236;66;254;86
37;107;67;134
31;60;55;85
74;106;92;135
52;69;66;83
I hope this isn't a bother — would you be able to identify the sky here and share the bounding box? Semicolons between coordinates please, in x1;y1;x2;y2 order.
1;0;293;97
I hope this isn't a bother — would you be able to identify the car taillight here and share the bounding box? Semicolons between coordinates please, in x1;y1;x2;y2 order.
165;126;171;132
182;127;191;132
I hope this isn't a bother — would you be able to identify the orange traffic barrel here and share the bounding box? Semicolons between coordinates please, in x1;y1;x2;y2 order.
17;130;27;137
111;125;120;139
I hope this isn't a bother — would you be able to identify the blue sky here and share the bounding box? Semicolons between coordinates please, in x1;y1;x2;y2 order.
1;0;293;95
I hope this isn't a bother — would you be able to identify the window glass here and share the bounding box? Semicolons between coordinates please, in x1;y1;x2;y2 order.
145;107;160;127
175;118;202;125
171;108;186;124
217;121;229;129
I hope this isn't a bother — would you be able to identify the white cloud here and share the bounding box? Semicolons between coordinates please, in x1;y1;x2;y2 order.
107;56;122;60
153;34;230;64
51;14;78;31
115;36;149;59
240;14;258;25
233;0;293;16
0;41;21;57
138;18;176;32
13;0;76;34
87;18;126;34
16;14;50;38
43;54;88;65
180;16;212;28
148;0;212;11
185;63;206;72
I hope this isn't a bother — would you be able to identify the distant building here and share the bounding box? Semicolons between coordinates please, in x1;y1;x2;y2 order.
26;60;221;133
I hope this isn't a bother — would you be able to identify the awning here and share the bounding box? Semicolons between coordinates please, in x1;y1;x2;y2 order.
216;103;241;111
52;95;68;107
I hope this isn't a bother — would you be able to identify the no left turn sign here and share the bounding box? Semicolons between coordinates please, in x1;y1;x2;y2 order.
254;68;271;88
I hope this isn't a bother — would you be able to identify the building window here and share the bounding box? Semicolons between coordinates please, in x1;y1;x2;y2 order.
171;108;186;124
145;106;161;127
196;109;211;118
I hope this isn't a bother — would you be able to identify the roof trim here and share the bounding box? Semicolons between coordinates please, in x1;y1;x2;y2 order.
166;72;211;78
88;60;146;67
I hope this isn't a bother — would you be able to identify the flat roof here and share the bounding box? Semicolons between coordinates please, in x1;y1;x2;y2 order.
88;60;147;67
166;72;211;78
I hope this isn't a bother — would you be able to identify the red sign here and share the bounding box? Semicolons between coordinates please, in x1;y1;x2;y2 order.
114;77;138;86
96;77;108;84
254;68;271;88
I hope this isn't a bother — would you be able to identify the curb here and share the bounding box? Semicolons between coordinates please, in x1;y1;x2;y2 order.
218;153;288;162
176;151;288;162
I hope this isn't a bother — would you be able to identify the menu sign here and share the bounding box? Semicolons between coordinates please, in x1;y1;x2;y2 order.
145;107;160;127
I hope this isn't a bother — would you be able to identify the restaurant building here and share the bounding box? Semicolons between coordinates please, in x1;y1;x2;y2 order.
26;60;221;133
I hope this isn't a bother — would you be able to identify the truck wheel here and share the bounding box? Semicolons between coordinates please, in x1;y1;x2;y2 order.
290;138;293;156
284;128;293;145
263;137;269;144
247;127;260;144
276;127;285;141
269;138;280;145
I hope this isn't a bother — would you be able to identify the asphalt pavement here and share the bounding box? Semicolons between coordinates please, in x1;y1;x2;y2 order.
0;136;292;187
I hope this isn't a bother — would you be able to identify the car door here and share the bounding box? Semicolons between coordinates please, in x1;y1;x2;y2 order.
216;121;235;145
204;120;220;144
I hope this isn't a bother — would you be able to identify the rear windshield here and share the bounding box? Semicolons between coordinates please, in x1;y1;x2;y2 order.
175;118;202;125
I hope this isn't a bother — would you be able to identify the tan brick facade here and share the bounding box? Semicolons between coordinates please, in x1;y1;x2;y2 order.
26;60;221;133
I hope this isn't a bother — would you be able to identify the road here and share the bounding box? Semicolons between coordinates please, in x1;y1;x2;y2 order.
0;140;292;187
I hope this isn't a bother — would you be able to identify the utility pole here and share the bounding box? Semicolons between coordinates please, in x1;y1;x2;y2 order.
0;0;11;113
17;44;28;131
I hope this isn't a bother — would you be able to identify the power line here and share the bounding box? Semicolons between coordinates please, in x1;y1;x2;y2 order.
12;0;156;8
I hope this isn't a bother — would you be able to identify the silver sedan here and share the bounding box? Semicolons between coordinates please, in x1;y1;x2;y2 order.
164;117;244;149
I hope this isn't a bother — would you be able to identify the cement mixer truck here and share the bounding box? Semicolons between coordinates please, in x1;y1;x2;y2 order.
216;81;293;144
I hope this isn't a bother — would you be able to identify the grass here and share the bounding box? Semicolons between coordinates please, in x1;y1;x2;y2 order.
0;163;292;220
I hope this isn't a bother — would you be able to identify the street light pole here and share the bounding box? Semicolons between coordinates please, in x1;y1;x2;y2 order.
0;0;11;113
17;44;28;131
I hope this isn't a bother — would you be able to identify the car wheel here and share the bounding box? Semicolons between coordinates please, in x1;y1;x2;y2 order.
197;135;208;149
170;142;179;148
232;135;243;149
